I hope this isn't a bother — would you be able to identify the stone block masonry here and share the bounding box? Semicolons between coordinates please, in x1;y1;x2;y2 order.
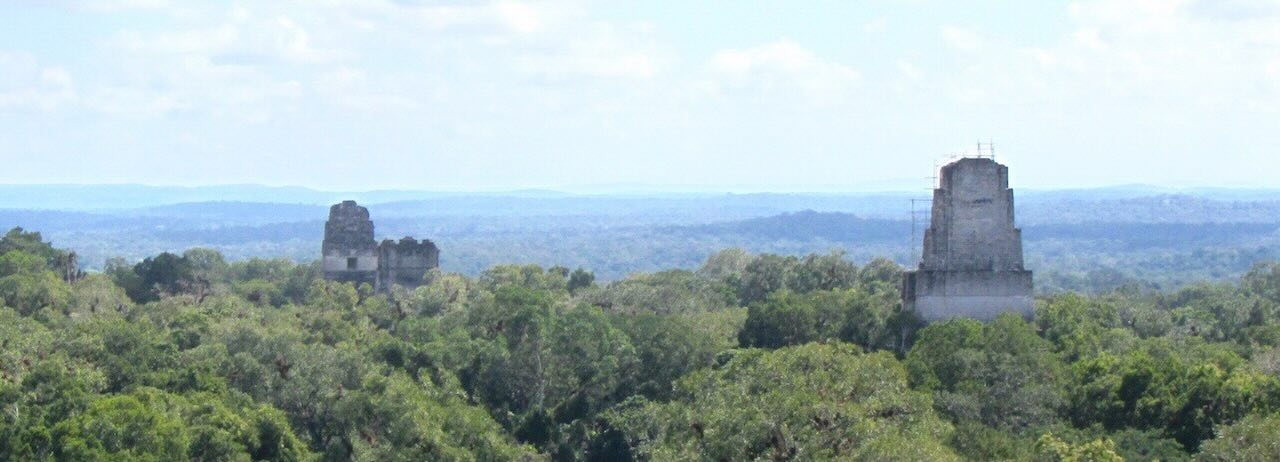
903;157;1035;321
322;200;439;292
378;237;440;290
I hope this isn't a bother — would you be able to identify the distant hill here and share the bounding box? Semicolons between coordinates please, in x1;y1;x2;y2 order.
4;189;1280;288
1018;194;1280;224
0;184;329;210
673;210;1280;252
125;202;328;226
0;184;545;210
674;210;905;242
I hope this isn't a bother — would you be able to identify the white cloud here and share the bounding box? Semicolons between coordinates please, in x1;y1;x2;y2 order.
896;60;923;81
705;39;860;104
1058;0;1280;108
517;51;657;79
80;50;304;120
71;0;171;11
81;86;182;117
109;8;344;64
0;53;76;112
273;16;343;64
313;67;420;110
920;0;1280;111
6;0;1280;188
493;1;544;34
81;4;358;120
940;26;983;51
59;0;664;123
410;0;549;34
1189;0;1280;20
514;22;663;80
863;17;888;34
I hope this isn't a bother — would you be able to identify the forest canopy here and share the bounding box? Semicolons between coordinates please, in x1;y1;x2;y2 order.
2;227;1280;461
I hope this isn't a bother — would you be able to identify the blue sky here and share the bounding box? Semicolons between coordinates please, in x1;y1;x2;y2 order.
1;0;1278;192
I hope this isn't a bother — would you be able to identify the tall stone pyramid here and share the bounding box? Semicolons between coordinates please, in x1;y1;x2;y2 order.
903;157;1034;321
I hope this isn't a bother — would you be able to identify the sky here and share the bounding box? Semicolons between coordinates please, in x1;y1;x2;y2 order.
1;0;1278;192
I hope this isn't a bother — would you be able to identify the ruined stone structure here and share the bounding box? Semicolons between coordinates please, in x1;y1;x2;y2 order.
322;200;439;291
902;157;1034;321
378;237;439;289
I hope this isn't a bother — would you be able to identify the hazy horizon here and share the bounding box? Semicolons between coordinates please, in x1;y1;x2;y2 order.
4;180;1280;199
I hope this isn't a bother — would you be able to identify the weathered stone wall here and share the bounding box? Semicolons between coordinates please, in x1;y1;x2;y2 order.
377;237;440;290
321;200;440;292
905;157;1034;321
322;200;379;287
903;270;1033;321
922;158;1024;272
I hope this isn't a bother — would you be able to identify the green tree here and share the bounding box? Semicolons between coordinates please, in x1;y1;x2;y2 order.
567;268;595;295
67;273;132;318
0;264;71;317
787;251;858;294
738;290;819;349
735;254;798;305
607;343;959;461
128;252;196;303
577;270;732;315
51;388;190;462
0;251;46;277
1196;413;1280;461
1243;262;1280;304
0;227;67;269
610;312;736;400
906;315;1068;433
182;392;310;462
342;373;538;461
738;288;896;351
857;257;903;291
1068;337;1280;450
1036;293;1126;361
481;264;568;292
406;271;470;316
1033;433;1123;462
695;248;753;281
234;279;285;307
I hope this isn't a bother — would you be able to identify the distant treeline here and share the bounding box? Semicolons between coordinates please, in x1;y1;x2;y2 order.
3;193;1280;287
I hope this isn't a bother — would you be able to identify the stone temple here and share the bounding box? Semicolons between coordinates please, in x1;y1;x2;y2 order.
902;157;1034;321
322;200;439;291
